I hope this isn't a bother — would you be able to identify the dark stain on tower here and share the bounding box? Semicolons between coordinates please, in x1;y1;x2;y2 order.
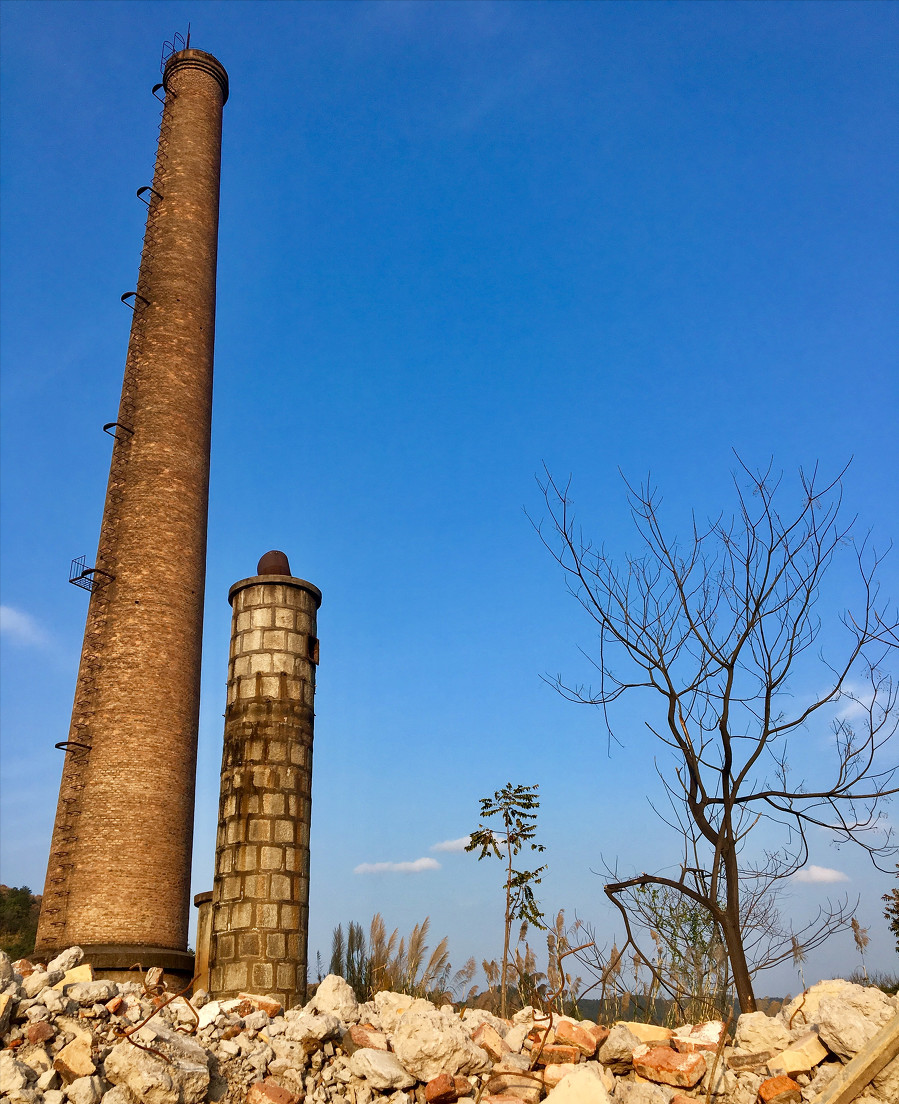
208;552;321;1007
36;47;229;981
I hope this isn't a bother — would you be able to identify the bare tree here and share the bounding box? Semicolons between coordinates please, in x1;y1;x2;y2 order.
536;459;898;1011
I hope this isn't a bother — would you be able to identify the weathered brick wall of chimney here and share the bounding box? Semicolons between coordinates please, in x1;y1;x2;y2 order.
36;50;228;979
209;574;321;1008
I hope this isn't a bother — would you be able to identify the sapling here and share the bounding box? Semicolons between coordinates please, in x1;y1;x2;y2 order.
467;782;547;1017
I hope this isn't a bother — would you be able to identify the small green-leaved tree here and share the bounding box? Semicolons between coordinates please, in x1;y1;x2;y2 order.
467;782;546;1017
883;867;899;955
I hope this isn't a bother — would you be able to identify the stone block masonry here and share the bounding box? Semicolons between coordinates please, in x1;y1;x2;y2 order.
209;552;321;1009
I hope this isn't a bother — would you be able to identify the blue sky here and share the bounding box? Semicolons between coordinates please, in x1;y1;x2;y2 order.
1;0;897;996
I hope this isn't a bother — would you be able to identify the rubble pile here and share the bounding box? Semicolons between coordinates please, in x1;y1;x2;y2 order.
2;949;898;1104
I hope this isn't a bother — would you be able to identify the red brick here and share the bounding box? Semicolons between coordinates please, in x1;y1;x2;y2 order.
527;1025;555;1048
26;1021;56;1045
532;1044;581;1066
453;1076;474;1097
584;1024;609;1049
472;1022;510;1061
554;1019;598;1056
347;1023;389;1051
246;1078;302;1104
632;1045;706;1088
758;1075;801;1104
425;1074;458;1103
238;992;283;1017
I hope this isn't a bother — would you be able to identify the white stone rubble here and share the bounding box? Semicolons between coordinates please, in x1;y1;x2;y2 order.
2;952;898;1104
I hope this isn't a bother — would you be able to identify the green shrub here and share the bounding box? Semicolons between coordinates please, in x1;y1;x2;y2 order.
0;885;40;960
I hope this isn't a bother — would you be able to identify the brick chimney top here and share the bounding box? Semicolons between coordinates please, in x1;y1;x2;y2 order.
163;48;229;103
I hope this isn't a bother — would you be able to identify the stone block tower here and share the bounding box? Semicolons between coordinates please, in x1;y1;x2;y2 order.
35;47;228;981
208;551;320;1008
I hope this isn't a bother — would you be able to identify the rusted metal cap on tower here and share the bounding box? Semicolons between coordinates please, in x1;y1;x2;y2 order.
163;48;229;104
256;550;291;576
229;555;322;608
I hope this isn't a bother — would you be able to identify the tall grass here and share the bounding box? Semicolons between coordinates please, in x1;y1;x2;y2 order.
328;914;454;1002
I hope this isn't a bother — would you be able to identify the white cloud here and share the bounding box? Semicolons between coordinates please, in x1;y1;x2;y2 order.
793;865;850;884
0;605;48;647
835;681;876;723
354;857;441;875
431;836;472;853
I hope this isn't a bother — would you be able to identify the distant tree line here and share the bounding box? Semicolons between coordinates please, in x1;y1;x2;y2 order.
0;885;40;959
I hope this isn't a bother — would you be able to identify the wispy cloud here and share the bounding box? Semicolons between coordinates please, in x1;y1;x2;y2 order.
835;680;876;723
354;857;441;875
0;605;49;647
431;836;472;853
793;865;849;884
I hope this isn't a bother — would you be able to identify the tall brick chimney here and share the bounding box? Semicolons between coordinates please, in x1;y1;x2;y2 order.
207;551;321;1007
35;47;229;982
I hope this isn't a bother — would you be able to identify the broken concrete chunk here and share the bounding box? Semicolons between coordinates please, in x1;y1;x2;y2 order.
542;1063;611;1104
503;1023;531;1053
105;1023;210;1104
53;1036;95;1084
284;1011;341;1044
52;964;94;991
304;974;359;1024
671;1020;726;1053
23;972;52;999
619;1023;674;1045
0;990;14;1035
493;1053;531;1074
734;1012;791;1055
613;1084;670;1104
66;1074;104;1104
66;981;118;1007
371;991;435;1034
46;948;84;975
349;1047;416;1090
782;978;894;1045
766;1031;828;1076
391;1010;492;1081
486;1071;542;1104
815;989;894;1060
1;1051;31;1092
598;1023;643;1073
542;1064;578;1090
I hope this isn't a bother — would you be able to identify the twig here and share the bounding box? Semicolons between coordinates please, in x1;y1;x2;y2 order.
704;1011;733;1104
113;965;200;1062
